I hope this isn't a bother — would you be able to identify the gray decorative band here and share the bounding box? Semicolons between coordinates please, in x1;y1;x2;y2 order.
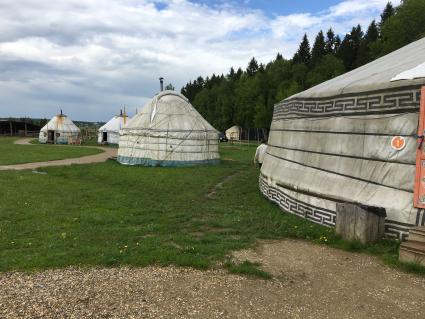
259;176;412;240
273;86;421;120
117;155;220;167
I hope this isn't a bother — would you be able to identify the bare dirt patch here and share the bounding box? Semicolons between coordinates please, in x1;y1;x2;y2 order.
0;240;424;318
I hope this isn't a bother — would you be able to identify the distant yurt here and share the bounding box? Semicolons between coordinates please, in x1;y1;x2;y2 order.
117;90;220;166
260;37;425;240
98;111;129;145
39;111;80;144
225;125;241;140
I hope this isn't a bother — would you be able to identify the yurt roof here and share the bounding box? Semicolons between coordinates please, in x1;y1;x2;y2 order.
124;90;217;132
226;125;241;131
40;113;80;133
99;114;129;132
287;37;425;101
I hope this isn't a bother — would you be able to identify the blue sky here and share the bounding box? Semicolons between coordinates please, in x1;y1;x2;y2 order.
0;0;399;121
190;0;343;16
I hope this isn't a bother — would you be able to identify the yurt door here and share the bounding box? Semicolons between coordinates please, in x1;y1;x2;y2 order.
47;130;55;143
414;87;425;208
103;132;107;142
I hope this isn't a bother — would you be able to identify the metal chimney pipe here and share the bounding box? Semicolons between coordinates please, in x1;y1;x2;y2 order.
159;77;164;91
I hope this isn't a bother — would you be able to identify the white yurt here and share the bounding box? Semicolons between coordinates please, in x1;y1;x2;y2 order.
117;90;220;166
261;37;425;240
98;111;130;145
225;125;241;140
39;111;81;144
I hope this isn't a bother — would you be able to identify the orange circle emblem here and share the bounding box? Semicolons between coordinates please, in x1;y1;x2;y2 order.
391;136;406;151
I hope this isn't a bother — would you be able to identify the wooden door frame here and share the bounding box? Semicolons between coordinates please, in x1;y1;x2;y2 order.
414;86;425;208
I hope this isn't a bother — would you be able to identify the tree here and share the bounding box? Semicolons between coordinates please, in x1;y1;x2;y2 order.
311;30;326;65
379;0;425;54
246;57;259;76
307;55;345;87
324;28;336;54
355;20;379;66
293;34;311;65
379;2;395;31
334;35;342;54
337;25;364;70
165;83;175;91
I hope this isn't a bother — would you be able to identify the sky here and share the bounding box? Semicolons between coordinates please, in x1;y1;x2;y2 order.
0;0;399;122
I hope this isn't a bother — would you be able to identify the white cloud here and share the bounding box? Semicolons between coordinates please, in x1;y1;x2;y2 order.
0;0;400;121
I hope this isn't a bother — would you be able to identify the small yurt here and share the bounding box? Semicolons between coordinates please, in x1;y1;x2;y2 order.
261;37;425;240
225;125;241;140
118;90;220;166
39;111;80;144
98;111;130;145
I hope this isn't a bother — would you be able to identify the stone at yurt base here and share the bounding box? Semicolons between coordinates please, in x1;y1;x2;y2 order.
336;203;386;244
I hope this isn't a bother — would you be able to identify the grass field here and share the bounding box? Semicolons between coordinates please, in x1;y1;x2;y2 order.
0;137;102;165
0;142;423;276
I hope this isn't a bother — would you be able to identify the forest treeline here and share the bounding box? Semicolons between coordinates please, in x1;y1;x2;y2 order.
181;0;425;131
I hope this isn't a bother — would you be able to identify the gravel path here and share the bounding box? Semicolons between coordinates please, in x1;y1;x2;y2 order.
0;138;117;171
0;240;424;319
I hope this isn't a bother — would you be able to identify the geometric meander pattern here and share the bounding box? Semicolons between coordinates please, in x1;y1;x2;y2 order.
259;176;411;240
273;87;421;120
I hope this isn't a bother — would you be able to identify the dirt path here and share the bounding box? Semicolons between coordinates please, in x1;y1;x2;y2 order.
0;240;423;319
13;138;34;145
0;138;117;171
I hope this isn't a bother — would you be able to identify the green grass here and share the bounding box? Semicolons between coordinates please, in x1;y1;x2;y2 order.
225;260;272;279
0;137;102;165
0;142;424;276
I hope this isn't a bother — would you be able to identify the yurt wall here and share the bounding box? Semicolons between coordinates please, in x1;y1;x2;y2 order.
260;37;425;240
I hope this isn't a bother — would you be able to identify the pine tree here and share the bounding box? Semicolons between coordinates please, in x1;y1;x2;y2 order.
334;35;341;54
338;25;364;70
365;20;379;43
246;57;259;76
355;20;379;67
379;2;395;31
293;34;311;65
325;28;336;54
311;30;326;65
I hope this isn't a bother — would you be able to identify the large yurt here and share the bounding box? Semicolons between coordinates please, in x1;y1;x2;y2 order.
260;37;425;240
225;125;241;140
117;90;220;166
98;111;130;145
39;111;81;144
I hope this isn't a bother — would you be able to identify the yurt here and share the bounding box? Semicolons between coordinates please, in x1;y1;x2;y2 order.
225;125;241;140
260;37;425;240
117;90;220;166
98;111;130;145
39;111;81;144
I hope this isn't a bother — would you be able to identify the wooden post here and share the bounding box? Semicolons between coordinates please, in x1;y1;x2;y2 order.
9;121;12;136
336;203;386;244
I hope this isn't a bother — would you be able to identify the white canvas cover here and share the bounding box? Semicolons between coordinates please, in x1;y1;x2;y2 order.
39;113;80;144
225;125;241;140
98;114;130;144
261;37;425;240
117;90;220;166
